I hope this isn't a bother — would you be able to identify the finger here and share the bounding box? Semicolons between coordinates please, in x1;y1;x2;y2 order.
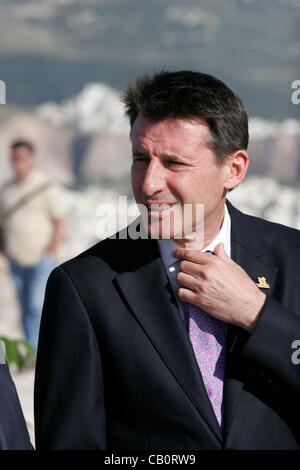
177;287;199;304
176;271;198;291
214;242;232;261
179;260;205;276
172;248;211;264
214;242;236;266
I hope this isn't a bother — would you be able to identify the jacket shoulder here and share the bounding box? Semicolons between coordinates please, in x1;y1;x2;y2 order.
56;218;157;278
227;199;300;250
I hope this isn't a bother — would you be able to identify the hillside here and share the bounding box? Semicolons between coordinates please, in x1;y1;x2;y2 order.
0;0;299;118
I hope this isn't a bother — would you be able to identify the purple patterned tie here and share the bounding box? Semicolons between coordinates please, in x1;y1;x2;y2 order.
186;284;226;427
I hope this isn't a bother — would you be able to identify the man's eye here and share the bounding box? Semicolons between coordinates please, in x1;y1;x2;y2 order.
133;157;147;163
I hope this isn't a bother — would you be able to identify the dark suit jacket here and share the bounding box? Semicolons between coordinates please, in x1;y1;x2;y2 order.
34;200;300;450
0;361;31;449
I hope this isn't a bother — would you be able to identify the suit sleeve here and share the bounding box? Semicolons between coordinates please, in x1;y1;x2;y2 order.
34;266;106;450
238;296;300;397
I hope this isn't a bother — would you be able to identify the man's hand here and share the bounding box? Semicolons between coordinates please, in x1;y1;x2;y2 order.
173;242;267;333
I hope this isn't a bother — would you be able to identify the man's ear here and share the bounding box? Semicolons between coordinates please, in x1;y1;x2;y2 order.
223;150;249;191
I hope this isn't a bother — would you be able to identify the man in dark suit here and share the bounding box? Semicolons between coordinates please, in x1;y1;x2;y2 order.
34;71;300;450
0;342;32;449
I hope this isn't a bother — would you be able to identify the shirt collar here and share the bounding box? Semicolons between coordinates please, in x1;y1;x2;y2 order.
158;203;231;268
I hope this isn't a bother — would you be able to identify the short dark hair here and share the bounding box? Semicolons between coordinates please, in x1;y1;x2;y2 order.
122;70;248;165
11;139;35;154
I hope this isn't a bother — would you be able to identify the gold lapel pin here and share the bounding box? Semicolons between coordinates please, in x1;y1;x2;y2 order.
256;277;270;289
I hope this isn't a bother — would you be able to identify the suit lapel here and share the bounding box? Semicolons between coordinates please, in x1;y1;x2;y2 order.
116;239;222;443
224;201;279;436
114;202;280;442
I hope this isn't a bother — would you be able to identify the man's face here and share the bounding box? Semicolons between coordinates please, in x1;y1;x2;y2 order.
11;146;35;181
131;115;230;241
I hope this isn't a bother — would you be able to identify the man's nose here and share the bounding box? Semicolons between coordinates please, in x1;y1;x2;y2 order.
141;159;166;197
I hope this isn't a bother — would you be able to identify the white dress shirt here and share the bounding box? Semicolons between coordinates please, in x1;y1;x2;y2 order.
158;203;231;322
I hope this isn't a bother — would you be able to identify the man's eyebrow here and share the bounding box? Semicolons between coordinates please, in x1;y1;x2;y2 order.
132;149;149;157
132;149;189;161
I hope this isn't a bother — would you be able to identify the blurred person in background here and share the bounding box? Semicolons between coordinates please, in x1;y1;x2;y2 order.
0;140;66;351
